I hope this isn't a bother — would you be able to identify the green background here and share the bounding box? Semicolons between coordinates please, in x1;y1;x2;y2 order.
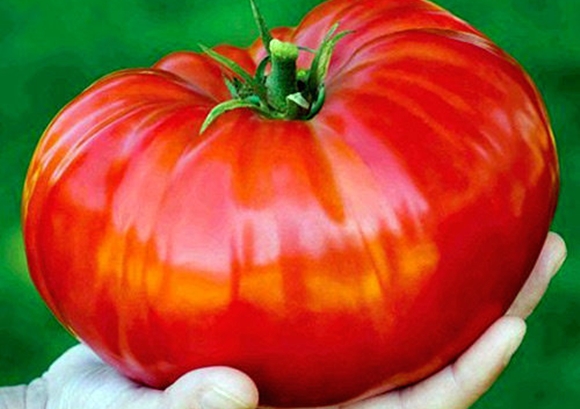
0;0;578;407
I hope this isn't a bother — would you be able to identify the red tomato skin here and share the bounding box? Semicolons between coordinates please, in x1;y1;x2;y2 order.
22;0;559;407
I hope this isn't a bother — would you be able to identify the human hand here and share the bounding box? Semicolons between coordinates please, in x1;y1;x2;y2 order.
0;233;566;409
0;348;259;409
336;232;567;409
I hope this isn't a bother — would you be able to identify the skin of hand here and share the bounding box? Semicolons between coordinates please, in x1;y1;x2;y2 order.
0;232;567;409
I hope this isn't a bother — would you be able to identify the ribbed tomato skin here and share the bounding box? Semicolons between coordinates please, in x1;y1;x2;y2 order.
22;0;559;407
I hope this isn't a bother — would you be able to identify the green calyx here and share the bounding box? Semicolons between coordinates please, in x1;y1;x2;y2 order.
199;0;350;134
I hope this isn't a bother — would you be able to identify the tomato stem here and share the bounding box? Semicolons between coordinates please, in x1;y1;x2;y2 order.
199;0;351;134
266;39;299;113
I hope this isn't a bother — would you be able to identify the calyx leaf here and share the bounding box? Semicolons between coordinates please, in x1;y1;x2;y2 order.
199;1;351;134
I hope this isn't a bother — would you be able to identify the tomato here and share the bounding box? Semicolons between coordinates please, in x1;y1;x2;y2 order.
22;0;559;407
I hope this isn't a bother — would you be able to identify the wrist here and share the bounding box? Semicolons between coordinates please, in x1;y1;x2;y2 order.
0;385;27;409
0;379;48;409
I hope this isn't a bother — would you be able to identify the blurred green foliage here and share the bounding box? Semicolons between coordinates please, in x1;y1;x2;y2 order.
0;0;578;407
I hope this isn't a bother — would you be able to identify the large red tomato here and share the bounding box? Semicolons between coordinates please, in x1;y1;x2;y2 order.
22;0;558;407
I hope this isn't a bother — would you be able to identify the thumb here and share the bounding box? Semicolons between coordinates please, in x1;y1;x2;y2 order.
163;367;259;409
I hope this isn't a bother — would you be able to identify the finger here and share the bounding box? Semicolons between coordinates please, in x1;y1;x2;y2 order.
349;317;526;409
163;367;259;409
43;344;164;409
507;232;567;319
45;344;259;409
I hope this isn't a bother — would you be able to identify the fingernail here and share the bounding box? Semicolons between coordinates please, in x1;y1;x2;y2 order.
548;233;567;278
201;385;253;409
550;250;567;278
503;320;526;366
